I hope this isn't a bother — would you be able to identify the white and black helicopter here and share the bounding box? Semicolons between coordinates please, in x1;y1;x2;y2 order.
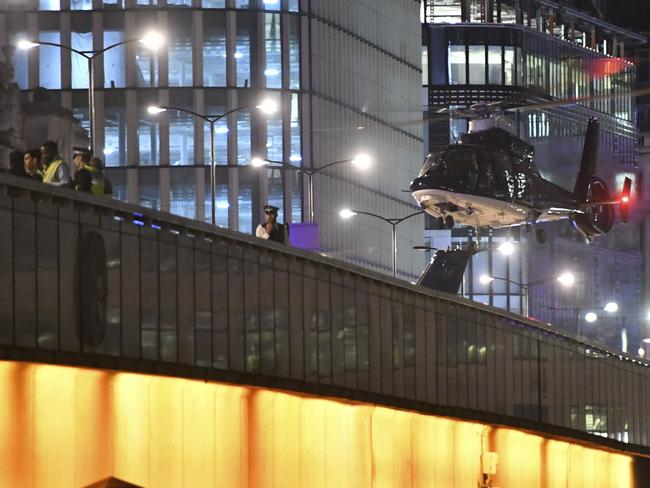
409;105;632;244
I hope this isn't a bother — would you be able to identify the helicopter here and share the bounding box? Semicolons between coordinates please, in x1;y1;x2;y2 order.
409;108;632;244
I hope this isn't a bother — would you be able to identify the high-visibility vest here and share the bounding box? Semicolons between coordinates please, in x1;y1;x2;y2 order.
83;164;110;196
42;159;64;183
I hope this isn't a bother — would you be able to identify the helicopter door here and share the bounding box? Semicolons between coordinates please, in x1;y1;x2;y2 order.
490;151;512;199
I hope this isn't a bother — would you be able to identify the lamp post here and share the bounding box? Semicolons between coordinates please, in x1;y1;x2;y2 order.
340;208;424;278
252;154;371;222
18;31;164;154
148;99;278;226
480;271;575;317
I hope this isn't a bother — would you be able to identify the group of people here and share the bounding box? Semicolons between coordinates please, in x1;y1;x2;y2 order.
4;140;112;196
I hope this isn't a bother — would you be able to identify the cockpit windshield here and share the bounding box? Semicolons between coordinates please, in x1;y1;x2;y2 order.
418;151;445;177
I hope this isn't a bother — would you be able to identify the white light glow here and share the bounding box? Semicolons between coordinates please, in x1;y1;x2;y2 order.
216;201;230;210
215;127;229;135
638;347;645;357
497;241;515;256
234;52;243;59
604;302;619;313
556;272;575;287
585;312;598;323
17;40;40;50
264;68;280;76
147;105;167;115
140;31;165;50
257;99;279;115
251;158;269;168
289;154;302;163
643;337;650;344
339;209;357;219
103;147;116;156
351;153;372;170
479;275;495;285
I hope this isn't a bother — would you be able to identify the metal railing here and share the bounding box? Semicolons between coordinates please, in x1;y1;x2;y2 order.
1;173;649;455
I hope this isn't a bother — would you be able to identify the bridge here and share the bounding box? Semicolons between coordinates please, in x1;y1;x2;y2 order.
0;173;649;487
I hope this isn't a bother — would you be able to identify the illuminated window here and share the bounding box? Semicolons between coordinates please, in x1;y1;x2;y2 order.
104;31;126;88
262;0;281;10
203;0;225;6
167;0;191;5
237;110;251;165
139;111;160;165
504;47;515;86
468;45;485;85
448;45;466;84
428;0;463;23
169;110;195;165
289;0;299;11
71;32;92;89
422;46;429;85
39;31;61;89
488;46;502;85
267;112;283;162
290;93;301;165
168;13;193;87
289;15;300;89
137;0;157;4
170;168;196;219
203;12;227;87
235;0;251;7
39;0;60;9
71;0;92;9
265;13;282;88
236;15;253;87
203;113;228;165
136;45;159;87
139;169;160;210
104;106;127;167
238;186;253;233
8;30;28;88
205;175;229;227
267;168;284;222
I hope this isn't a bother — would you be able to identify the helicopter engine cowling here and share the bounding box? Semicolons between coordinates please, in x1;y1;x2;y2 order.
572;177;615;239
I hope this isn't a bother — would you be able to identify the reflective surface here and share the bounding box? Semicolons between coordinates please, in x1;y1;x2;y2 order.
1;174;650;451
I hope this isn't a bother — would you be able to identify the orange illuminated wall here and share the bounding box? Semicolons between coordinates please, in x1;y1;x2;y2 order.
0;361;635;487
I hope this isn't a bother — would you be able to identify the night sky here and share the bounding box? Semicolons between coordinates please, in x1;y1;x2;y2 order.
606;0;650;33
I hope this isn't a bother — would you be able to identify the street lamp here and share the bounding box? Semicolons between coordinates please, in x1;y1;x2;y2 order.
252;154;372;221
479;271;575;317
18;31;164;154
339;208;424;278
147;99;278;226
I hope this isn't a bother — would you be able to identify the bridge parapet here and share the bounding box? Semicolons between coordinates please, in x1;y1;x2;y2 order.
0;173;648;456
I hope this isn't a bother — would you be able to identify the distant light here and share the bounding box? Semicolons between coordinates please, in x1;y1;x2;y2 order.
216;201;230;209
604;302;619;313
357;126;365;130
585;312;598;323
257;99;279;115
139;31;165;50
622;195;630;203
497;241;515;256
556;272;575;287
215;127;229;135
264;68;280;77
234;52;243;59
103;147;116;156
339;209;357;219
289;154;302;163
263;0;280;3
638;347;645;357
643;337;650;344
251;158;268;168
17;40;39;50
351;153;372;170
147;105;167;115
646;311;650;321
479;275;495;285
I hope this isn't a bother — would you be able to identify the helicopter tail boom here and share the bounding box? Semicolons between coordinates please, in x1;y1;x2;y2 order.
573;117;600;202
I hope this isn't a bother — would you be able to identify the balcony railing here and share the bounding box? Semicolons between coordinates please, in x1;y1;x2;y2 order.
1;172;649;455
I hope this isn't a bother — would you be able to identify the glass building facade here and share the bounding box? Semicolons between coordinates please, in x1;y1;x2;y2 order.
1;0;303;234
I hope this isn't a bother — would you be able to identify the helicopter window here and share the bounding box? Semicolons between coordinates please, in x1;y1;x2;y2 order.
443;147;479;190
418;151;446;177
491;151;512;197
475;150;493;191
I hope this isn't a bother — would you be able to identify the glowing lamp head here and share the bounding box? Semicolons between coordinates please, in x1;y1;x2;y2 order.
140;31;165;50
257;99;279;115
497;241;515;256
339;209;357;219
351;153;372;170
479;275;495;285
584;312;598;323
147;105;167;115
251;158;269;168
604;302;619;313
621;195;630;203
556;272;575;287
17;40;39;50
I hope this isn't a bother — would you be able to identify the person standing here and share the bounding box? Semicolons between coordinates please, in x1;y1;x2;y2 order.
255;205;287;244
90;156;113;196
23;149;43;181
72;147;93;193
41;140;72;187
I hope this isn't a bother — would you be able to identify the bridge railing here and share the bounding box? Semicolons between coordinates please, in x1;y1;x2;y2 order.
1;173;649;454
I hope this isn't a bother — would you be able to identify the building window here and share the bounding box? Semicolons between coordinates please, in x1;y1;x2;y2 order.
202;0;225;6
169;110;195;165
139;169;160;210
468;45;485;85
136;45;159;87
105;106;127;166
267;168;284;222
237;110;251;165
71;32;92;89
504;46;515;86
236;0;251;7
137;0;158;5
139;112;160;165
426;0;463;23
71;0;92;9
290;93;301;164
262;0;281;11
204;115;228;165
203;12;227;87
289;0;299;12
238;185;253;233
8;30;28;89
169;13;193;87
39;31;61;89
448;45;466;84
204;170;229;227
170;168;196;219
104;31;126;88
167;0;192;5
39;0;60;10
265;13;282;88
289;15;300;89
488;46;502;85
236;15;253;87
267;112;283;162
422;46;429;85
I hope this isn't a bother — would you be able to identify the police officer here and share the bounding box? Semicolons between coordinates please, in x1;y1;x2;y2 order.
73;148;111;196
41;140;72;186
255;205;287;244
